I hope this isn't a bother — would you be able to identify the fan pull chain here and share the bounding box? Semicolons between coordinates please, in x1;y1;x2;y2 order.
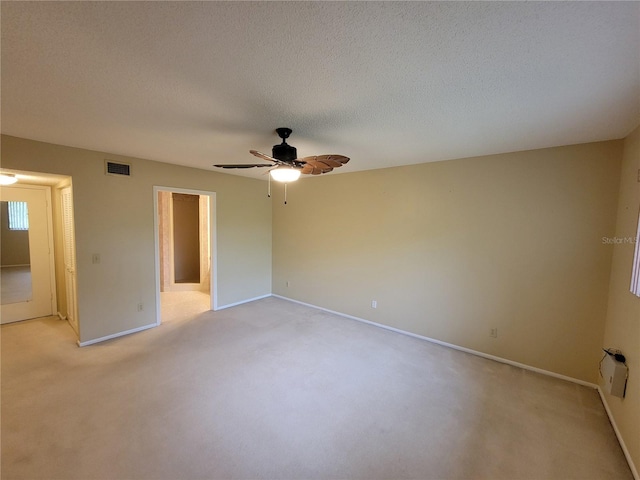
284;183;287;205
268;174;271;198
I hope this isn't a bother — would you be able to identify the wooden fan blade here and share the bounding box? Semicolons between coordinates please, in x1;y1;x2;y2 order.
250;150;277;163
302;160;333;174
298;155;349;168
301;163;328;175
213;164;273;169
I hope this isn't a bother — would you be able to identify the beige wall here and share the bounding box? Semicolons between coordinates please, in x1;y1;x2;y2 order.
603;124;640;472
1;135;272;343
273;141;622;383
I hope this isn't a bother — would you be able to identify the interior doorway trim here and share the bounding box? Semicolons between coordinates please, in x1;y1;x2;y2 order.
153;186;217;326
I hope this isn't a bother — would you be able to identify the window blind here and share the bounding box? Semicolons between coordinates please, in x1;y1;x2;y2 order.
8;201;29;231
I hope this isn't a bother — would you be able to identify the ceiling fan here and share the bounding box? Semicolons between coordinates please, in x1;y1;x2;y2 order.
214;127;349;182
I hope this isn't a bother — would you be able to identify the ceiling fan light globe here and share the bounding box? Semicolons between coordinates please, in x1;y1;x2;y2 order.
270;167;301;183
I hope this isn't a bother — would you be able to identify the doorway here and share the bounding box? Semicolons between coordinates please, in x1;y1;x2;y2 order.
0;184;56;323
154;187;216;324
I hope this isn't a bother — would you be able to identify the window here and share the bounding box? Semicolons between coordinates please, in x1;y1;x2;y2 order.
631;209;640;297
8;201;28;231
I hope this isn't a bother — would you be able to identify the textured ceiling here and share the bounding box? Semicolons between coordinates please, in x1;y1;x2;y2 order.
2;2;639;179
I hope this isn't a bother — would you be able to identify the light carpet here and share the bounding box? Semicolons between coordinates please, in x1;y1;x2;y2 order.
1;296;632;479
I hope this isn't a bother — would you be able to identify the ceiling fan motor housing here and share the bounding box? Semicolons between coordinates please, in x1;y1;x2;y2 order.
272;142;297;162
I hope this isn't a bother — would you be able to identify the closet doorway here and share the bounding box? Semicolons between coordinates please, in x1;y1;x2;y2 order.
154;187;216;324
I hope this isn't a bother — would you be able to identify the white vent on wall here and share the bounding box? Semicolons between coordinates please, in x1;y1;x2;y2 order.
105;160;131;177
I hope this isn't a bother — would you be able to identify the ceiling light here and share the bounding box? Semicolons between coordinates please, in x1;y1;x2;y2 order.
270;167;301;183
0;174;18;185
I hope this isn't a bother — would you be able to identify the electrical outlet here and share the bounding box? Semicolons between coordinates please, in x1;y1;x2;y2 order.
371;300;377;309
92;253;100;264
137;303;144;312
490;328;498;338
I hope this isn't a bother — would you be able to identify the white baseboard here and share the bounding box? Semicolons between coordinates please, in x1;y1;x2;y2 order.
78;293;270;346
215;293;271;311
597;387;639;480
272;294;596;388
77;323;157;347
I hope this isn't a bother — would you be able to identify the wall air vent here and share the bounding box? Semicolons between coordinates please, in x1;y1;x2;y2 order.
105;160;131;177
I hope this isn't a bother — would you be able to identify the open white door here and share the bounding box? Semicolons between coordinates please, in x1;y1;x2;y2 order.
61;186;78;333
0;185;56;323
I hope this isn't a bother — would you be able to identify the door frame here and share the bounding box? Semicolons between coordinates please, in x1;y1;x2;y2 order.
0;184;57;322
162;193;208;292
153;186;217;325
